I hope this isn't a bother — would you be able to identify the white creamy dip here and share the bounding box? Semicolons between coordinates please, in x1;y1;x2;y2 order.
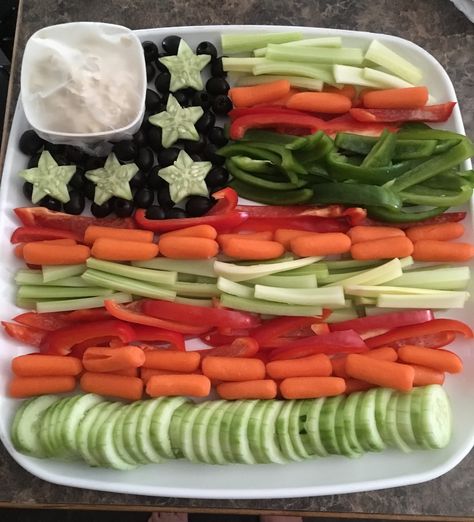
21;23;146;136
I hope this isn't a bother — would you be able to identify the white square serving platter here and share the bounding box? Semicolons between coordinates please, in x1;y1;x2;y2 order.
0;25;473;499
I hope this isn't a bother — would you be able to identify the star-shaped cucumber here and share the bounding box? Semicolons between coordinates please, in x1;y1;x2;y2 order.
149;95;203;148
19;150;76;204
159;39;211;92
85;153;138;205
158;150;211;204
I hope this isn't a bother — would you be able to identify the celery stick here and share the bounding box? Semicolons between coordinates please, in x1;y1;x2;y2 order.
333;65;384;87
365;40;423;85
319;270;366;285
327;259;403;287
221;32;302;54
352;296;378;306
363;306;402;316
178;273;198;283
174;296;213;307
81;268;176;301
214;256;322;282
217;277;254;299
253;36;342;56
388;267;470;291
86;258;177;286
195;276;218;284
220;293;322;317
377;292;468;309
254;284;345;306
18;285;114;299
16;297;39;309
42;264;85;283
253;62;336;85
250;273;317;288
345;285;469;298
325;259;382;271
326;308;360;323
44;277;92;288
363;67;414;89
236;75;323;91
15;271;46;286
132;258;215;277
277;264;329;277
266;45;364;66
173;281;219;298
36;292;133;313
222;57;266;72
235;254;294;266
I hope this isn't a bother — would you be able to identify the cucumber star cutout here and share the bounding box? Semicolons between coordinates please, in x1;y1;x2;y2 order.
85;153;138;205
19;150;76;204
158;150;211;204
149;95;203;148
159;39;211;92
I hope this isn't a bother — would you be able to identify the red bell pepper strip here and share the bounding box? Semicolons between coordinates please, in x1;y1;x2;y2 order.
235;204;358;218
268;330;368;361
10;226;82;244
350;103;456;123
233;216;350;233
365;318;473;349
197;336;259;358
2;321;46;347
134;209;248;233
130;325;185;351
366;211;467;229
70;336;121;358
39;319;136;356
251;316;325;348
229;106;312;120
200;330;244;346
142;300;261;330
322;113;399;136
206;187;238;216
66;308;111;322
13;311;72;331
104;299;210;335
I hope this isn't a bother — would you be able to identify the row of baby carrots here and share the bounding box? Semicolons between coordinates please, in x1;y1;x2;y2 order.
8;340;462;401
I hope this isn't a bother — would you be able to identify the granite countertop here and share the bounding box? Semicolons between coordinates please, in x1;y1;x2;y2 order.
1;0;473;518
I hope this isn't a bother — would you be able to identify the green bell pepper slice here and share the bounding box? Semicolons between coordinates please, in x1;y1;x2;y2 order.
230;179;313;205
310;182;401;208
361;129;396;168
366;206;448;223
399;183;473;207
218;143;282;165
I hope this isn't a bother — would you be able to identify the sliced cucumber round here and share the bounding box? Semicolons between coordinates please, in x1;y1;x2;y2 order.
335;397;362;458
207;400;235;464
288;400;312;459
136;399;166;463
409;386;432;449
169;402;193;459
304;397;329;457
355;388;385;452
247;400;270;464
11;398;34;451
150;396;189;459
385;393;412;453
181;401;205;463
374;387;394;444
39;399;61;457
220;400;243;463
319;395;344;455
396;392;419;450
77;401;112;466
113;403;141;466
276;400;304;462
260;400;287;464
88;402;122;467
122;401;150;465
342;392;365;455
418;384;452;449
192;400;226;464
229;400;259;464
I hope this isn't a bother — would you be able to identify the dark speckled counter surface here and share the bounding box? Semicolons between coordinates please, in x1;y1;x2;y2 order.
1;0;473;518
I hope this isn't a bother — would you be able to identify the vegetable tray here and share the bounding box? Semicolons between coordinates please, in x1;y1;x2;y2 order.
0;24;473;499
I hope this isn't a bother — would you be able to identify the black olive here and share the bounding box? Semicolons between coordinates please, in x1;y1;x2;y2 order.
40;196;62;212
83;155;106;171
158;185;174;208
162;35;181;55
205;166;229;188
191;91;212;110
145;89;162;112
157;147;180;167
43;142;64;155
63;145;85;163
189;154;203;162
83;180;96;201
133;128;148;149
172;90;189;107
182;135;206;155
27;152;41;169
146;62;156;83
114;198;135;218
155;71;171;94
91;200;113;218
147;126;163;153
142;41;159;63
208;126;228;147
112;140;137;162
210;56;226;78
135;147;155;172
22;182;33;200
134;187;155;208
155;53;169;72
130;170;147;189
165;207;187;219
206;77;229;96
203;142;226;165
19;130;44;155
196;41;217;60
195;111;215;134
63;191;85;215
147;165;166;190
185;196;213;217
145;205;166;220
52;153;71;166
69;169;85;191
140;111;153;133
212;95;233;115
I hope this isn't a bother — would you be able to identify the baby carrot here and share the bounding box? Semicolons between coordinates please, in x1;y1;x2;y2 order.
266;353;332;379
9;376;77;398
217;231;273;248
80;372;143;400
366;346;398;362
280;376;346;399
201;356;266;382
82;346;146;373
216;379;277;400
324;84;357;100
345;353;414;391
141;367;201;384
15;238;77;259
160;225;218;240
286;92;352;114
84;226;154;245
412;240;474;262
146;374;211;397
274;229;317;250
159;236;219;259
91;237;159;261
228;80;291;108
397;345;463;374
143;350;201;373
23;243;90;266
11;354;82;377
351;236;414;260
363;87;429;109
410;364;445;386
331;356;348;378
291;232;351;257
406;222;464;242
112;367;139;377
344;378;375;394
222;238;284;260
347;226;405;244
266;88;300;106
